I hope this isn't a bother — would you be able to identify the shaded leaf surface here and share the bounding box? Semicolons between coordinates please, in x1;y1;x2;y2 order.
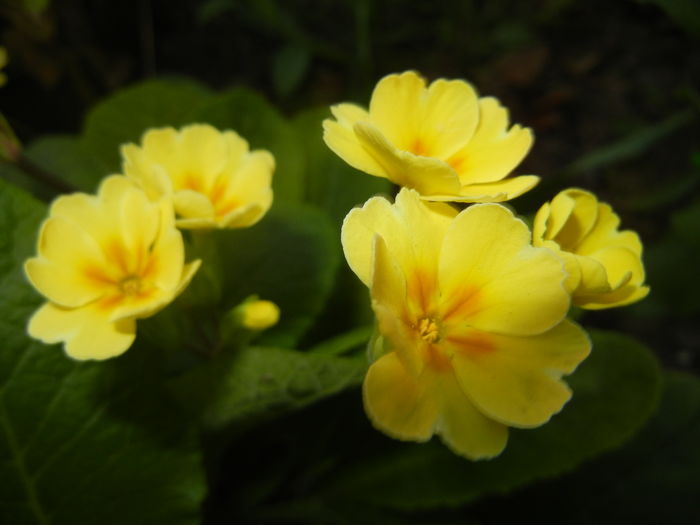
171;345;366;431
322;329;661;510
0;180;205;524
213;204;339;348
292;106;393;228
478;371;700;525
25;135;106;193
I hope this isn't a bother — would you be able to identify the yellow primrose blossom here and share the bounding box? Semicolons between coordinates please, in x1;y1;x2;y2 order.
121;124;274;229
24;176;201;360
240;299;280;330
323;70;538;202
342;188;590;459
533;188;649;309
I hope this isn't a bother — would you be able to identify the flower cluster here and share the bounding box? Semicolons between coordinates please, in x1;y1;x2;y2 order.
328;71;648;459
25;124;277;360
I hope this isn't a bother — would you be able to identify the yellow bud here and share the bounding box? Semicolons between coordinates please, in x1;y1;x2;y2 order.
241;300;280;330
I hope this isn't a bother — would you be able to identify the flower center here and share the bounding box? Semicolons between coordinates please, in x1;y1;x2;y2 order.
119;276;142;296
417;317;440;343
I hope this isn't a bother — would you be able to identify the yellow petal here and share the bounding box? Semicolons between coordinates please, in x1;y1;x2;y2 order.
447;97;533;184
576;203;642;257
220;131;251;172
411;76;479;159
370;234;424;376
28;302;136;360
436;368;508;460
25;217;108;307
449;320;591;427
220;202;268;229
226;150;275;199
353;121;462;195
149;200;187;291
576;246;648;309
119;180;161;262
331;102;371;126
423;175;539;203
544;190;575;240
341;189;456;287
551;189;599;250
544;242;581;293
217;150;274;225
368;71;427;151
178;124;229;186
575;253;612;295
139;127;181;179
48;192;114;243
323;111;388;179
173;189;216;223
438;203;569;336
363;351;440;442
578;284;650;310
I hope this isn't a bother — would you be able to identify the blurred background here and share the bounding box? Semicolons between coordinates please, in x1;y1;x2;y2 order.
1;0;699;522
4;0;699;372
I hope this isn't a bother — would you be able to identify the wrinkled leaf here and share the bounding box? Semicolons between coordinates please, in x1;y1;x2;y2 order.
323;329;661;510
0;179;205;524
193;88;305;204
170;346;366;430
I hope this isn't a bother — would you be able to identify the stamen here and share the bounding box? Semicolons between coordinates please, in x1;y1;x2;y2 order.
119;276;142;296
418;317;440;343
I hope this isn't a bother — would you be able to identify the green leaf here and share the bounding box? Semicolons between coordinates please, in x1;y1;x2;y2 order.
487;371;700;524
307;325;373;356
170;346;366;430
81;78;213;172
636;199;700;316
291;106;393;228
25;135;105;193
566;109;695;174
193;88;305;204
0;179;205;524
212;204;340;348
323;329;661;510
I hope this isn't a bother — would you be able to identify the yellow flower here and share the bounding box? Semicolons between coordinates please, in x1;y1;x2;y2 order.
121;124;275;229
24;176;201;360
533;188;649;309
342;188;590;459
323;71;538;203
240;299;280;330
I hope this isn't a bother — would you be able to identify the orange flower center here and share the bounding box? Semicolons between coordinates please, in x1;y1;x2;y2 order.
119;276;142;296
